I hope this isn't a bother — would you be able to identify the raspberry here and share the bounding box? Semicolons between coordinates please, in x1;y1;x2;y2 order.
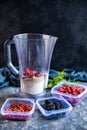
29;70;35;76
24;67;30;75
24;67;35;77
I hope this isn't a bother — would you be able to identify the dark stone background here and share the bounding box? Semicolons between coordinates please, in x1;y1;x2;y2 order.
0;0;87;71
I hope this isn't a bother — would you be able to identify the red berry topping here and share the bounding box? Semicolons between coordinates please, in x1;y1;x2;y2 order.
24;67;30;75
24;67;35;77
29;70;35;76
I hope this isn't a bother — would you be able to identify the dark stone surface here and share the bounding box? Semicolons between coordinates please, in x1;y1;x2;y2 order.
0;0;87;71
0;83;87;130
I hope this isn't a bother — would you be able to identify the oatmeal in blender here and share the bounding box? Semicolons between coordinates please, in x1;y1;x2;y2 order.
20;67;48;95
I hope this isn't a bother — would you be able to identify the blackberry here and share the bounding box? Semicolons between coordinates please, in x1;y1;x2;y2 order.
45;100;51;105
41;99;64;111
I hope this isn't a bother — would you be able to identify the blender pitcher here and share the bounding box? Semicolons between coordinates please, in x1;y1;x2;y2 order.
4;33;58;95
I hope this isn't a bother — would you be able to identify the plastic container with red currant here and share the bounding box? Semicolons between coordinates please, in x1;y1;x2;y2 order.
51;81;87;106
1;98;35;120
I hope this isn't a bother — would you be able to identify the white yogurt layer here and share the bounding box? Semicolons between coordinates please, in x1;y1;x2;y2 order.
20;74;48;95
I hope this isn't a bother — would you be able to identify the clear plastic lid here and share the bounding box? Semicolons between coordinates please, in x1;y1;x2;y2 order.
1;98;35;119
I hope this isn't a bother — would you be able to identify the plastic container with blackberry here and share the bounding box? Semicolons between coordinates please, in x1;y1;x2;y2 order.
36;96;72;119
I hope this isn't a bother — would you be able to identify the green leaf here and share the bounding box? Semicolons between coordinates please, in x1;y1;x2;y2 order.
47;71;66;90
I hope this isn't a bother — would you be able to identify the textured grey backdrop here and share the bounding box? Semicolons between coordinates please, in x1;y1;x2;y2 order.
0;0;87;71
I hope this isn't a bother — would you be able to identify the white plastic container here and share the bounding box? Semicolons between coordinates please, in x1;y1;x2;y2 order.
36;96;72;119
1;98;35;120
51;81;87;106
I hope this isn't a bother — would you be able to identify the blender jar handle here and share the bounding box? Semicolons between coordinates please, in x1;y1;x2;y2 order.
4;39;19;77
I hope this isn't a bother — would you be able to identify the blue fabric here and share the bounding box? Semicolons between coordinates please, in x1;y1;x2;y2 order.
63;69;87;82
0;67;20;88
0;67;87;89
